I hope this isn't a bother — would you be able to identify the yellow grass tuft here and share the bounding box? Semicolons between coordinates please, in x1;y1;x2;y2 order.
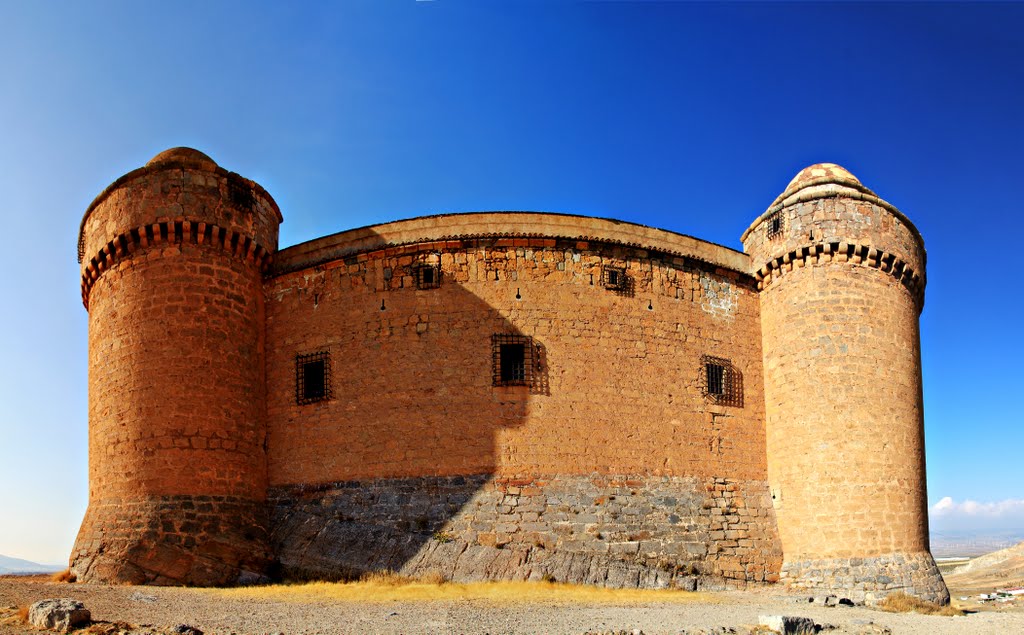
357;570;412;586
415;570;449;586
16;605;29;623
878;592;963;616
204;574;711;604
51;568;77;583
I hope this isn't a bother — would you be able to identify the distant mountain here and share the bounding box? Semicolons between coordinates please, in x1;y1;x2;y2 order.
931;529;1024;558
944;541;1024;593
0;554;62;575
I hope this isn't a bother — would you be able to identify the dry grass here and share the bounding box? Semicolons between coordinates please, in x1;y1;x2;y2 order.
51;568;77;583
15;605;29;623
878;592;963;616
204;573;712;605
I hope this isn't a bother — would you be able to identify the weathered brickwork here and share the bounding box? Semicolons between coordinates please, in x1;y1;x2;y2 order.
265;238;764;484
270;475;781;588
742;164;947;604
72;150;948;604
72;149;280;586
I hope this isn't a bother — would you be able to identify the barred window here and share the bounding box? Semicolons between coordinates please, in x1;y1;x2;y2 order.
706;362;725;396
701;355;743;407
766;212;784;240
227;173;255;211
602;266;626;291
296;351;331;404
415;264;441;290
492;334;535;387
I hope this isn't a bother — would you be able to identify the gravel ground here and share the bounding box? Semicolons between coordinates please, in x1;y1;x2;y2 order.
2;577;1022;635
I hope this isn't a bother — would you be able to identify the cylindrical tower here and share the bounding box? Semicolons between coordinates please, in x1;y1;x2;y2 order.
71;148;281;585
742;164;948;604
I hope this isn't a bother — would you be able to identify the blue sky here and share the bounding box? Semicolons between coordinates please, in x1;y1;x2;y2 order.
0;1;1021;564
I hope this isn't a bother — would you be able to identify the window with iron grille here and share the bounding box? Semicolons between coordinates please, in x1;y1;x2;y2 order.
602;266;627;291
701;355;743;407
492;334;535;387
415;264;441;290
296;351;331;405
228;173;255;211
766;212;784;240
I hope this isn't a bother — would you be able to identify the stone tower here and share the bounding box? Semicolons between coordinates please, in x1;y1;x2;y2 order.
742;164;948;603
71;148;281;585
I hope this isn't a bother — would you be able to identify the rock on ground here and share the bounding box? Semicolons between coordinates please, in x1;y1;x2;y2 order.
28;598;91;632
758;615;818;634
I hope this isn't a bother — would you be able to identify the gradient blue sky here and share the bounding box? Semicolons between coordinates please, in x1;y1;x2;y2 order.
1;1;1021;564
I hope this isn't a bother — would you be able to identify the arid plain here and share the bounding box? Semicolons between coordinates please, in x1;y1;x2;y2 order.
2;555;1023;635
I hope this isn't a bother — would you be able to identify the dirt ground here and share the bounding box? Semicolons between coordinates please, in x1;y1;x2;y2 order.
2;576;1022;635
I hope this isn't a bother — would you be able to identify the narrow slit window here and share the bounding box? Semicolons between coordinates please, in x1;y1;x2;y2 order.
766;212;784;240
296;351;331;404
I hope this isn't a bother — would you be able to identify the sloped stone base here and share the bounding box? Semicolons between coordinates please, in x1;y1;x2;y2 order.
780;552;950;605
71;496;272;586
269;473;783;588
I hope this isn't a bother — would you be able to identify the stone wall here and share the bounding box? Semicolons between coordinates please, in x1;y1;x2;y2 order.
263;227;779;586
72;149;280;586
82;244;267;499
270;474;781;588
70;497;270;586
266;235;766;483
742;165;948;604
71;151;947;602
781;553;949;605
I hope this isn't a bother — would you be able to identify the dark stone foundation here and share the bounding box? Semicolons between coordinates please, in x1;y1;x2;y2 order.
71;496;272;586
269;474;783;589
780;552;950;605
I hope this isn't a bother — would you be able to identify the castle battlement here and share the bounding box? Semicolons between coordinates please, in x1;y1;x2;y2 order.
71;149;948;604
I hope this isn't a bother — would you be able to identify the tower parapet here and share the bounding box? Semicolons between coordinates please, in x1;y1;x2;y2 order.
743;164;948;604
71;148;281;585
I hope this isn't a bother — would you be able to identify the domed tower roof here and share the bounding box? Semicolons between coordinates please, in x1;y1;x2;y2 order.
145;147;219;171
786;163;861;190
768;163;877;209
77;146;282;264
741;161;924;257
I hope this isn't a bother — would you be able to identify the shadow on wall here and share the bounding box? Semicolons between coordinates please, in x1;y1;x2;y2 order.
264;230;547;581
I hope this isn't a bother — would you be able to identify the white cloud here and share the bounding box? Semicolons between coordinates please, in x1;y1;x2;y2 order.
930;497;1024;530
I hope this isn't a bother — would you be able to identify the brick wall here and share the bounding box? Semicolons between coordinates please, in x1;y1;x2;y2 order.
263;227;782;586
71;152;944;600
743;172;948;603
72;150;279;585
266;236;766;482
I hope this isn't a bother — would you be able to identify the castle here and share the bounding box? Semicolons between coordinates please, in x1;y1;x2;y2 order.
70;148;949;604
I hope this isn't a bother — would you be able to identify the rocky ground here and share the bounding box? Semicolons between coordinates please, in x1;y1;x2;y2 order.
2;576;1023;635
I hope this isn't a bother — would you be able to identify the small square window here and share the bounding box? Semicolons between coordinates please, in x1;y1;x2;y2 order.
602;266;628;291
296;351;331;405
701;355;743;407
766;212;784;240
501;344;526;383
492;334;535;387
415;265;441;290
227;173;255;211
